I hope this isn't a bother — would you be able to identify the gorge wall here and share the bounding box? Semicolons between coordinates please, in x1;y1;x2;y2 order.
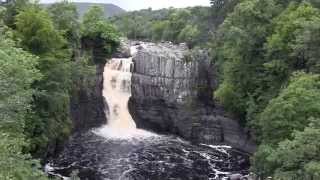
128;42;256;153
70;62;107;132
69;41;256;153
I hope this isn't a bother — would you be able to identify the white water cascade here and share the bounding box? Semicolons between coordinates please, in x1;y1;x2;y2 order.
94;46;156;139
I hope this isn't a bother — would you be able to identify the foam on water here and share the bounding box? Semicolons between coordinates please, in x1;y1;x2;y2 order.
93;126;157;140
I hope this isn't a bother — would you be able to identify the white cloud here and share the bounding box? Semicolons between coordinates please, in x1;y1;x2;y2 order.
40;0;210;11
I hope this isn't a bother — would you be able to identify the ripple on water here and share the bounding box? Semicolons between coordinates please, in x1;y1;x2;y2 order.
47;130;250;180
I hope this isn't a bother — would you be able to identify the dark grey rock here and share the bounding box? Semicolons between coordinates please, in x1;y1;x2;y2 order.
70;63;107;132
129;42;256;153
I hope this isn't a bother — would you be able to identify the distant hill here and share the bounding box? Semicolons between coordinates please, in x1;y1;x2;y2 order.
42;2;126;18
74;2;125;18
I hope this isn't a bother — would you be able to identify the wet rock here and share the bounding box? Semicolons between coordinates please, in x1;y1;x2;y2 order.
191;116;223;144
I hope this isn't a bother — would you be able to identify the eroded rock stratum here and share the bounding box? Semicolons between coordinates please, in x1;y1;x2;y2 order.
129;42;256;153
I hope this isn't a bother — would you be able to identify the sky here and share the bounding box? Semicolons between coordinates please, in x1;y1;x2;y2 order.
40;0;211;11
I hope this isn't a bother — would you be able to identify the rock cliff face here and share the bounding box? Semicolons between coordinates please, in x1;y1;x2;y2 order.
70;63;107;132
129;42;256;153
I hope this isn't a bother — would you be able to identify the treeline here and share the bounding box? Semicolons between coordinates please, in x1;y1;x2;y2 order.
111;7;214;48
211;0;320;179
110;1;240;48
0;0;119;179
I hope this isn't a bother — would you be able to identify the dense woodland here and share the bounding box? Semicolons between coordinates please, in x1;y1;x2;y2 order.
212;0;320;179
0;0;320;179
0;0;119;178
110;1;239;47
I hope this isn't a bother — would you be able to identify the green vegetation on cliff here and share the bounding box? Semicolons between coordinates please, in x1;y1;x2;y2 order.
0;0;119;179
15;5;73;156
81;5;120;63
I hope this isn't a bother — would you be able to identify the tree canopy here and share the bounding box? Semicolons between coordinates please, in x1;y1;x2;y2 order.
15;6;66;55
0;1;119;178
212;0;320;178
259;72;320;144
110;6;212;48
0;21;47;179
81;5;120;63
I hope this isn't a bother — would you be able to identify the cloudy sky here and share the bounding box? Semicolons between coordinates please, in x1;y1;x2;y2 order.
40;0;210;11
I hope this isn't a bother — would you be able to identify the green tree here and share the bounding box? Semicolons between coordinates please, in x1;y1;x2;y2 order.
1;0;30;28
178;24;200;48
81;5;120;63
71;56;96;92
0;25;40;139
151;20;169;41
165;9;191;42
259;72;320;144
0;134;48;180
82;5;104;24
15;6;65;55
253;118;320;179
270;118;320;179
253;73;320;177
112;15;135;38
0;25;47;179
110;6;212;46
15;5;72;157
265;2;320;89
208;0;320;178
214;0;280;120
47;1;80;47
210;0;240;27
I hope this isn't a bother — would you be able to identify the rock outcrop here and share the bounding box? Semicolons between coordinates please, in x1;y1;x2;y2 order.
70;63;107;132
129;42;256;153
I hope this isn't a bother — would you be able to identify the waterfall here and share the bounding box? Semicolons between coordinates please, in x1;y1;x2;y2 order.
94;45;156;139
103;57;135;129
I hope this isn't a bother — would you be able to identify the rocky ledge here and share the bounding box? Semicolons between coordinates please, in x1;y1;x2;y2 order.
129;42;256;153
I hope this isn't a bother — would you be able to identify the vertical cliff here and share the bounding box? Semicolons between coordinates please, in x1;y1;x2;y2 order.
70;62;107;132
69;38;110;132
129;42;256;153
